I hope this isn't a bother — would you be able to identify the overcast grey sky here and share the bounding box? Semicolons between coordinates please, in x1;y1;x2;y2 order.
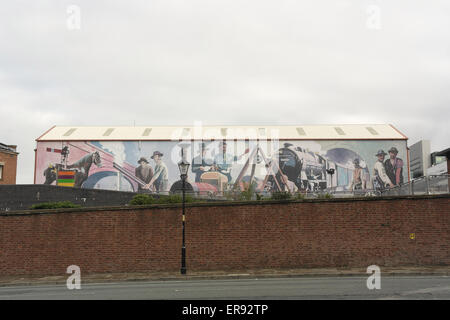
1;0;449;183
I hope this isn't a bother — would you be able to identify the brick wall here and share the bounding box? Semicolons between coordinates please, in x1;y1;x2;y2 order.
0;150;18;185
0;195;449;277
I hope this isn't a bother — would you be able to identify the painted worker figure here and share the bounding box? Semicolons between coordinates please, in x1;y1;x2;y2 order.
268;170;297;193
373;150;394;191
362;169;370;190
350;158;363;191
135;157;154;191
384;147;404;186
212;141;243;183
43;164;57;185
191;143;213;182
145;151;169;193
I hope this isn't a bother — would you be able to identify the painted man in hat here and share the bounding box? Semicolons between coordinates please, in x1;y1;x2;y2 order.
349;158;364;191
212;141;246;183
373;150;394;190
384;147;404;186
135;157;153;191
145;151;169;193
191;142;213;182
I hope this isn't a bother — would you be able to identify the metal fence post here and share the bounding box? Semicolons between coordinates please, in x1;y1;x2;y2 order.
448;174;450;193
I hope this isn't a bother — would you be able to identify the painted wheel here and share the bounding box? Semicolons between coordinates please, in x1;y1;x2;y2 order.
82;171;135;192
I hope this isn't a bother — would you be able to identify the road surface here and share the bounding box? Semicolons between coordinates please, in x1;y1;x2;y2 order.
0;276;449;300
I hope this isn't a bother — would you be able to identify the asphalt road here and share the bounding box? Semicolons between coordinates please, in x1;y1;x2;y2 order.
0;276;449;300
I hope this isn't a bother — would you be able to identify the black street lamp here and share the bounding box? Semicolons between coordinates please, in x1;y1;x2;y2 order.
326;168;335;189
178;158;190;275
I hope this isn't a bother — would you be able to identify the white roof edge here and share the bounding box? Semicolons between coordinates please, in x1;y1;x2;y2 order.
36;124;408;141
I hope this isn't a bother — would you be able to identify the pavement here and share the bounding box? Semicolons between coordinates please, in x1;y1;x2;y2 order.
1;266;450;287
1;275;450;300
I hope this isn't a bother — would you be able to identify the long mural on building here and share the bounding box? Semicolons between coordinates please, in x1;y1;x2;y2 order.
35;140;408;193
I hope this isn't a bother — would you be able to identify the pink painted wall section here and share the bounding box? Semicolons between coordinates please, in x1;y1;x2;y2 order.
36;141;138;191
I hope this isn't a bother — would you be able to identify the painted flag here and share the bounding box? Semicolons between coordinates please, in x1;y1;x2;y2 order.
57;170;76;187
46;147;62;153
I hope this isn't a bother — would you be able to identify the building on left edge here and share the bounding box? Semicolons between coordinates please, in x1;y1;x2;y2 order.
0;143;19;184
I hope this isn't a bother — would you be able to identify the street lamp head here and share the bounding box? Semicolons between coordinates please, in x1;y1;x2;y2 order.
178;159;190;176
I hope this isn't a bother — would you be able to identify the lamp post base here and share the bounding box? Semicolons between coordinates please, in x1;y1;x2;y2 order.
181;245;186;275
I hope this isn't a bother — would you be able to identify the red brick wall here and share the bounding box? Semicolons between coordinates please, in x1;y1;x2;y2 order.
0;196;449;277
0;151;18;185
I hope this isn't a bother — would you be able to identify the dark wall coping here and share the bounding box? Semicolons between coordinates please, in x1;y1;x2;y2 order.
0;184;138;195
1;193;448;217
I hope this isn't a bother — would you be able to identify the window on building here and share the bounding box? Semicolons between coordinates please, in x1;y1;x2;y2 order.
0;164;3;180
434;156;446;165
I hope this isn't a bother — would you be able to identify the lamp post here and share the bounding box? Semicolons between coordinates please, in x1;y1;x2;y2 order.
178;158;190;275
326;168;335;190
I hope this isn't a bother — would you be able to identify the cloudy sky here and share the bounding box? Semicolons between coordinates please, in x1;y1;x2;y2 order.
1;0;449;183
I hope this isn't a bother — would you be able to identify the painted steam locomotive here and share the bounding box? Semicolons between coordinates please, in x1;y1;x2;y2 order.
276;143;360;192
277;143;329;191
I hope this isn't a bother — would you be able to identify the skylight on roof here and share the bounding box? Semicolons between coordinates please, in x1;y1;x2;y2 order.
63;128;77;136
366;127;379;135
103;128;115;136
296;127;306;136
142;128;152;136
334;127;346;135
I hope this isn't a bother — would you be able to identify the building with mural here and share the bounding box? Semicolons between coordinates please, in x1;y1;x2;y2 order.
34;125;409;194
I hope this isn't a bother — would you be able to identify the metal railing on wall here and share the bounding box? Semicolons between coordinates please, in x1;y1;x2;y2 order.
380;174;450;197
139;174;449;201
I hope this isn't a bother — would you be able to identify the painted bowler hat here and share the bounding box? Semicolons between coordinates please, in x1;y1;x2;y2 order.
151;151;163;159
138;157;149;164
388;147;399;154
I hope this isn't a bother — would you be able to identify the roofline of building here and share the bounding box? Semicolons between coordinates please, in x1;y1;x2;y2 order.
0;143;19;155
36;124;408;142
0;149;19;155
434;148;450;157
35;125;56;142
36;138;408;142
389;124;408;140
